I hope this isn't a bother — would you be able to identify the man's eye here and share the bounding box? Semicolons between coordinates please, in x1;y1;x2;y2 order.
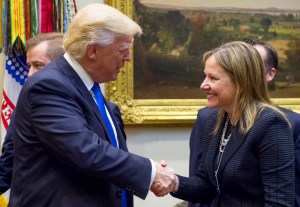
119;49;127;54
34;64;44;69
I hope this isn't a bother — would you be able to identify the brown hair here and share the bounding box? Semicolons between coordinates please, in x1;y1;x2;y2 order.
26;32;64;60
244;38;278;72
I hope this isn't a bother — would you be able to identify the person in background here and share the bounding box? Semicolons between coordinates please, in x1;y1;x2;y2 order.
188;38;300;207
0;32;65;194
26;33;65;76
153;41;294;206
9;4;176;207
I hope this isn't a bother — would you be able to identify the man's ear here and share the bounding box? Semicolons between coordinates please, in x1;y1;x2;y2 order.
266;67;276;82
86;44;97;60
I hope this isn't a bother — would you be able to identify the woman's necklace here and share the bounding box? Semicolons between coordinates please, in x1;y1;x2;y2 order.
219;116;231;153
214;115;232;195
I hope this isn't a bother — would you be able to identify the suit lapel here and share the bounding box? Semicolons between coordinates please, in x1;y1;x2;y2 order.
206;125;222;187
56;57;113;145
105;101;128;151
75;80;106;126
205;116;247;187
206;117;247;185
76;82;115;146
217;125;247;175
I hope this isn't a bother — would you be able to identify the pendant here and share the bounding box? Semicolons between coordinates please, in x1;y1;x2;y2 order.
219;133;231;152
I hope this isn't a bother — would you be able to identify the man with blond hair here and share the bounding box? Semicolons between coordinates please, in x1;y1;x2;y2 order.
9;4;176;207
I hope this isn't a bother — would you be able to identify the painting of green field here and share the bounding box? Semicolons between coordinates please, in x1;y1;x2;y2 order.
133;0;300;99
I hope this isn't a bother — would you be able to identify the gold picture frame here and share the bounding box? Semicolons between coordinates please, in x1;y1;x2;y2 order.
105;0;300;125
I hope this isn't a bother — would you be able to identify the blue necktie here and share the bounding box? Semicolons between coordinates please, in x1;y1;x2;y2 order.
91;83;127;207
91;83;117;147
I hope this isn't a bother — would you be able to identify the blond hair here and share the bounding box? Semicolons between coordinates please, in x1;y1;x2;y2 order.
202;41;288;134
63;4;142;60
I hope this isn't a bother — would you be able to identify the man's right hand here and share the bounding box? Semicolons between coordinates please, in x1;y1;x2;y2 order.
150;161;178;197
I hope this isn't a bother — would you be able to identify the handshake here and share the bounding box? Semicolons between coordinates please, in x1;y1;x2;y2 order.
151;160;179;197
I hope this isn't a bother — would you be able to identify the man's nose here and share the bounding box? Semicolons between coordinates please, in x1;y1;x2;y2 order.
27;68;37;78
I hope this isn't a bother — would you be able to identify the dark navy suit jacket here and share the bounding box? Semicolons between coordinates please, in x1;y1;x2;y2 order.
0;102;125;194
185;107;295;207
281;107;300;207
0;112;15;194
8;56;152;207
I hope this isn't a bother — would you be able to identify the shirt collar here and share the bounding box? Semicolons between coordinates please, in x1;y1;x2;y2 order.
63;53;94;91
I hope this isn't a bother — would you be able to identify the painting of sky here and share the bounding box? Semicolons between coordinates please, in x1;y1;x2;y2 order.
140;0;300;10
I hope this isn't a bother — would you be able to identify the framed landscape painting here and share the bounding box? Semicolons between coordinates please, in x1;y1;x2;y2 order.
105;0;300;125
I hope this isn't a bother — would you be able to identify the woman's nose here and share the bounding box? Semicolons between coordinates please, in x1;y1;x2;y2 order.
200;78;208;90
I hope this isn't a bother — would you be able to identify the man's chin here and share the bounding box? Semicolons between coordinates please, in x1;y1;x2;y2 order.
112;74;118;81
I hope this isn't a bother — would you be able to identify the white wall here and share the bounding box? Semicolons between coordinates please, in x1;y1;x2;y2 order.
125;127;190;207
76;1;192;207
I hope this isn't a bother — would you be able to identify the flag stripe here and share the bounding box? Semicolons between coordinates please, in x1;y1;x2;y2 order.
1;91;15;130
1;51;27;146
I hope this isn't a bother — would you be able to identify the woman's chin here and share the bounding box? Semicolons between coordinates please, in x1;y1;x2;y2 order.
207;103;217;108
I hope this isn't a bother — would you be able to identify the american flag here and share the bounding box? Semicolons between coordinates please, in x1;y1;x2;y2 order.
0;0;77;146
1;52;28;145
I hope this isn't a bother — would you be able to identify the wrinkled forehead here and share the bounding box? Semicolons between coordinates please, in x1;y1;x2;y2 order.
118;37;134;49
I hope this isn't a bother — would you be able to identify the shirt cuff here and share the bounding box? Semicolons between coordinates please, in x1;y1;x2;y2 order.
149;159;156;189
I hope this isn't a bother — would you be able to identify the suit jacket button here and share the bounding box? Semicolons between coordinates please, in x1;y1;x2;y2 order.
116;190;122;198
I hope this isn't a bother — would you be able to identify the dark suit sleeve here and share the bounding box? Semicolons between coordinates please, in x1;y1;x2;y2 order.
0;112;15;194
21;79;152;199
189;110;204;178
106;101;133;205
280;107;300;206
173;108;217;204
288;112;300;207
257;112;294;206
189;108;217;207
189;108;218;177
295;131;300;207
172;175;216;204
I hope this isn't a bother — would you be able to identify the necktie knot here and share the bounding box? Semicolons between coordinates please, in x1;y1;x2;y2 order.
91;83;101;98
92;83;105;106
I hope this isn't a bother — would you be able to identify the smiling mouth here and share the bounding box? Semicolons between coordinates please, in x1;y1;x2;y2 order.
206;93;214;99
